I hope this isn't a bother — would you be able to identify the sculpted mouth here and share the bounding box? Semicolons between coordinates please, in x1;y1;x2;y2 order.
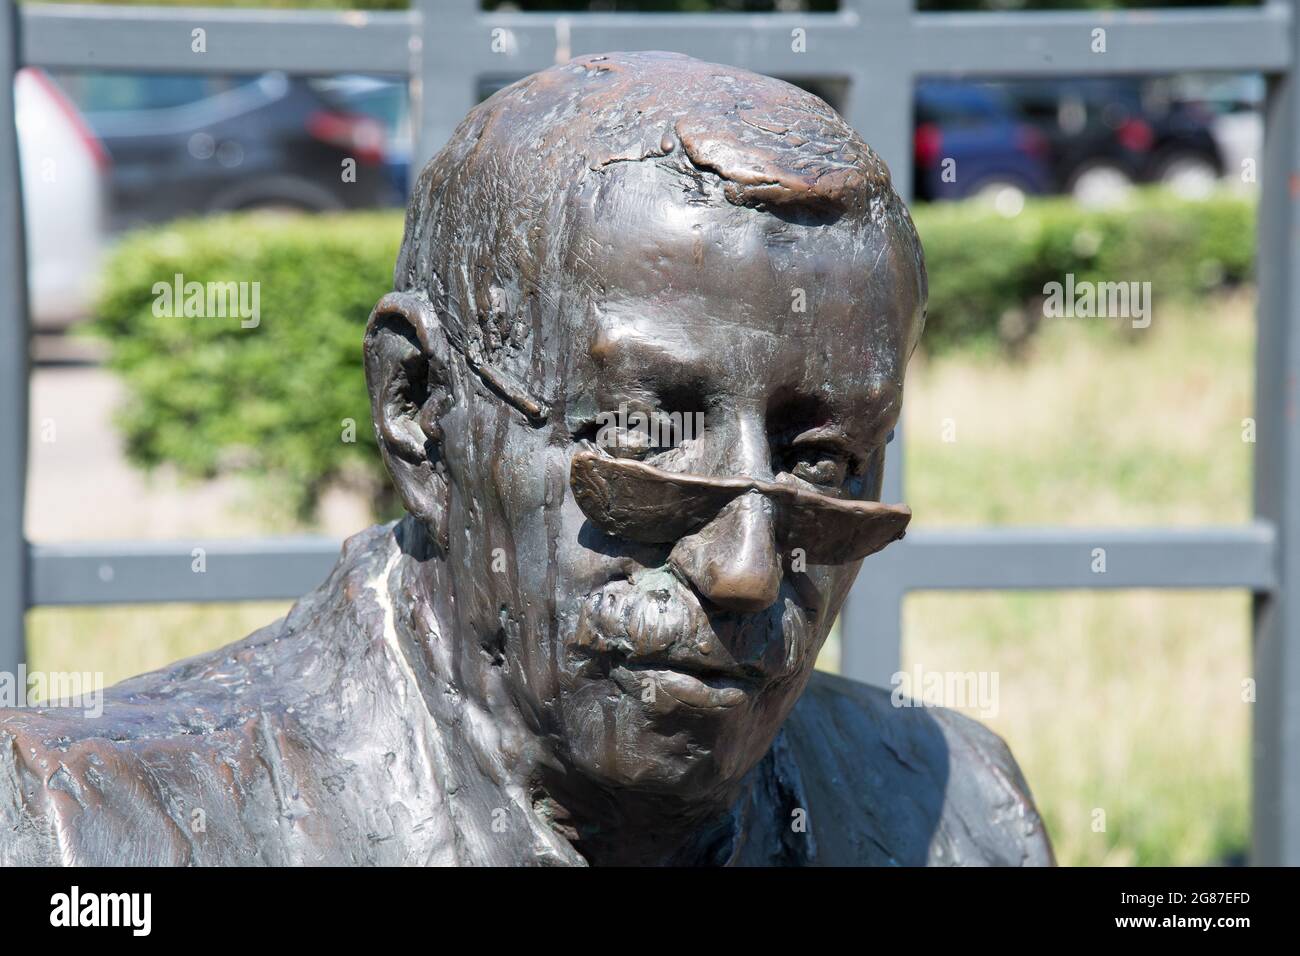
607;658;754;710
616;665;748;712
622;655;759;681
574;645;760;686
572;574;794;678
569;569;806;712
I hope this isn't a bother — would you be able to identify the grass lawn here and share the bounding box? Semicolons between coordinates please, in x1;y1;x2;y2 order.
891;291;1255;866
27;292;1256;866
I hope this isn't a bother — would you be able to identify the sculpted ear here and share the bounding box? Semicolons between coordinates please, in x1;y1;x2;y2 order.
364;291;452;544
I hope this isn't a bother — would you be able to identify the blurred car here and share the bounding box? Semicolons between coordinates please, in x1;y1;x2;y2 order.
309;74;412;199
50;70;403;230
999;77;1224;204
15;67;110;330
913;80;1053;204
1173;73;1263;191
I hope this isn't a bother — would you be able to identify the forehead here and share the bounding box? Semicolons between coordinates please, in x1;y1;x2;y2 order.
565;162;919;408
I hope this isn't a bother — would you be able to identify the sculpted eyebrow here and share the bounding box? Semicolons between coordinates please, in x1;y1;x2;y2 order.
591;331;715;393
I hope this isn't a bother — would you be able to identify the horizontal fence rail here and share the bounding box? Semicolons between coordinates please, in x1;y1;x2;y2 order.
20;4;1293;76
26;524;1277;608
878;524;1279;592
29;538;346;606
5;0;1298;864
20;6;417;74
912;6;1293;74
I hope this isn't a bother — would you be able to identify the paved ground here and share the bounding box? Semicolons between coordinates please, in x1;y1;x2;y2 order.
26;363;369;543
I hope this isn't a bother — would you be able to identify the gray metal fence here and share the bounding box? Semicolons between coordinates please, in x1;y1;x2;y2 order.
2;0;1296;864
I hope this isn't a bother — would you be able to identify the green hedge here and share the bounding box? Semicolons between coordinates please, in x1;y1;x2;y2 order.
90;212;401;520
910;189;1254;351
90;190;1255;518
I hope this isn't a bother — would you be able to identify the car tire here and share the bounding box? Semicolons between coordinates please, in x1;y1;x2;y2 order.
207;175;346;215
967;178;1030;217
1067;161;1134;208
1151;150;1220;199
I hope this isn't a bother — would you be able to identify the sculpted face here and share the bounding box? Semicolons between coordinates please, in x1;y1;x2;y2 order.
366;52;925;813
440;173;916;801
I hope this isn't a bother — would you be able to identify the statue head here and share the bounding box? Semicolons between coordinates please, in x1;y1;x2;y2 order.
364;52;925;816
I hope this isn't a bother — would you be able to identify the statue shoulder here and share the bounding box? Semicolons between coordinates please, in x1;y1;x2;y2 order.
0;521;434;866
0;644;278;866
781;670;1054;865
0;724;64;865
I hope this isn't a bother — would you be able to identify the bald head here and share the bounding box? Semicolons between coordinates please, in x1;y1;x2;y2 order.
390;52;926;422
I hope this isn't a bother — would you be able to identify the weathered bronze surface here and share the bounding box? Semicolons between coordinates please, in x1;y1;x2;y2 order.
0;52;1052;866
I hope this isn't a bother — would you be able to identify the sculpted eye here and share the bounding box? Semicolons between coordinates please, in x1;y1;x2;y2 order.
604;423;655;459
789;448;848;487
593;407;690;460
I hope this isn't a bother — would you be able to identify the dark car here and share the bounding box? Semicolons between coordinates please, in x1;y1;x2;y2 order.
997;77;1224;202
913;80;1053;203
50;70;405;230
310;74;412;201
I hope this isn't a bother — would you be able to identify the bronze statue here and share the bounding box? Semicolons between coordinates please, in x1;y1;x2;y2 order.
0;52;1052;866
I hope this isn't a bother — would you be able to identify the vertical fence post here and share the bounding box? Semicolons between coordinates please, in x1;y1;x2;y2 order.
1252;0;1300;867
415;0;481;175
838;0;914;687
0;0;28;680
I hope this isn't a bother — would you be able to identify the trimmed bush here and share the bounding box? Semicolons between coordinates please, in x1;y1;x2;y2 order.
911;189;1255;351
90;189;1255;518
90;212;402;520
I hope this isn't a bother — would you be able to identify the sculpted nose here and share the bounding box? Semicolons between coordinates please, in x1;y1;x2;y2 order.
669;492;783;613
668;411;782;613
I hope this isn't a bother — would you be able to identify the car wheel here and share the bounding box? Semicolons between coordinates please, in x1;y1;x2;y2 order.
238;201;312;217
1153;152;1219;199
1068;162;1134;208
208;175;345;216
968;179;1029;217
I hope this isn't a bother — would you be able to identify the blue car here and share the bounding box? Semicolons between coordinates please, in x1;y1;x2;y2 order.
914;80;1053;202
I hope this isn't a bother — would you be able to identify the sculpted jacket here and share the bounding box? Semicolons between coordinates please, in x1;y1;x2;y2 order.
0;522;1054;866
